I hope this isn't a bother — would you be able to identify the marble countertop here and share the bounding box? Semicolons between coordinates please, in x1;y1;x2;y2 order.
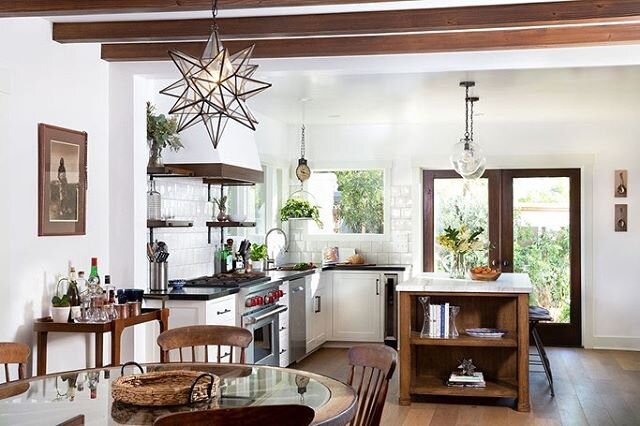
397;272;532;293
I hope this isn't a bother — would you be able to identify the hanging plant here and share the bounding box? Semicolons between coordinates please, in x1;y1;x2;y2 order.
280;199;323;228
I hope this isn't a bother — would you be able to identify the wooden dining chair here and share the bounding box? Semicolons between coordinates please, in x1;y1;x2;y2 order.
0;342;30;383
346;344;397;426
153;405;315;426
157;325;252;363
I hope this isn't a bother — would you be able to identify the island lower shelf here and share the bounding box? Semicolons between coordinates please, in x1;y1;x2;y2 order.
411;375;518;398
398;290;530;412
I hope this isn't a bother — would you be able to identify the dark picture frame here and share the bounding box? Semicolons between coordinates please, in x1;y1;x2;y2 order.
38;123;87;236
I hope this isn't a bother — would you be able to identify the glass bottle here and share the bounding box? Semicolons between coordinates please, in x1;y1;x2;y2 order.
66;267;81;322
77;271;90;322
147;180;162;220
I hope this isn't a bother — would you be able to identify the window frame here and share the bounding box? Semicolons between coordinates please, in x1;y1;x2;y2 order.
302;161;392;242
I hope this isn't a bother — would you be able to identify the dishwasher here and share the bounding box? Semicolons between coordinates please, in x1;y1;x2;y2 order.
289;278;307;363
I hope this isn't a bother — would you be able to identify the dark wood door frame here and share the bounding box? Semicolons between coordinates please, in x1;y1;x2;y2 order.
423;169;501;273
423;168;582;347
500;168;582;347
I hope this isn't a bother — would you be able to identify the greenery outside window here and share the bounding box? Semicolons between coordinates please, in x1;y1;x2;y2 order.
307;169;386;236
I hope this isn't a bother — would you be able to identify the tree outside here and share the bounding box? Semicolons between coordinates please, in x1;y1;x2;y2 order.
333;170;384;234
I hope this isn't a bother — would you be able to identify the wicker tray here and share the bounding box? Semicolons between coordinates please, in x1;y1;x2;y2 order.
112;369;219;407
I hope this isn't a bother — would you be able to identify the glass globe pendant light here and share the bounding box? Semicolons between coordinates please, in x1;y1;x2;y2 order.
451;81;486;179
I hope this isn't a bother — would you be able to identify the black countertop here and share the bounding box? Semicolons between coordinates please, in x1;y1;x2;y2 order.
143;286;239;301
322;264;408;272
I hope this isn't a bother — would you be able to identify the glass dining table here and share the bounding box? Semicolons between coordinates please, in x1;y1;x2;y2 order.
0;363;357;425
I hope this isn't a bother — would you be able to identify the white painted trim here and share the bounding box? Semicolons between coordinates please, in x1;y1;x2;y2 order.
592;336;640;351
415;154;597;349
302;161;392;242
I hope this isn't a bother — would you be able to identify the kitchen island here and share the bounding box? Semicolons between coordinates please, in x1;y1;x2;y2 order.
397;273;532;412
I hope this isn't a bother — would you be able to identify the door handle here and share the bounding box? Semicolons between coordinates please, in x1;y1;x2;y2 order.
502;259;510;267
376;279;380;296
280;349;287;354
314;296;321;313
491;259;500;267
217;308;231;316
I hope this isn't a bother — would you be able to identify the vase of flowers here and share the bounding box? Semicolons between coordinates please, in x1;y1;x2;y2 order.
146;102;183;168
436;225;486;279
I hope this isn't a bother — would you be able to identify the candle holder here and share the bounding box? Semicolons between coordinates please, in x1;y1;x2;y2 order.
419;296;431;338
449;305;460;338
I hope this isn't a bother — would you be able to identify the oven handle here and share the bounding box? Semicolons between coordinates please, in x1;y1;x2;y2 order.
244;305;288;325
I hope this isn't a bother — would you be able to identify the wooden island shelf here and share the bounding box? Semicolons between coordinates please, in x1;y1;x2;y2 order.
398;273;532;412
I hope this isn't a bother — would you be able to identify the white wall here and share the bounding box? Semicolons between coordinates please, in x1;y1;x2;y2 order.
0;18;110;373
295;108;640;349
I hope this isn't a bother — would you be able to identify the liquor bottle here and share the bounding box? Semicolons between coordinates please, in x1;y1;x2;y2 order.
87;257;101;291
66;267;80;306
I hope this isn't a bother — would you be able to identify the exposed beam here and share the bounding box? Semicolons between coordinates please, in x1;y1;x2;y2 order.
0;0;399;17
54;1;640;43
101;23;640;62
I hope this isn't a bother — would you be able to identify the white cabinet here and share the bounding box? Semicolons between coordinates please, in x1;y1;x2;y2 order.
144;294;238;362
331;272;384;342
306;272;329;353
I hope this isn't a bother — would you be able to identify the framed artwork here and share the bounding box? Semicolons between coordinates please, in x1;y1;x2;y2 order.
38;123;87;236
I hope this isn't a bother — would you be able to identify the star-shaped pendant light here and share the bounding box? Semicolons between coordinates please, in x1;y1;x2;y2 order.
160;0;271;149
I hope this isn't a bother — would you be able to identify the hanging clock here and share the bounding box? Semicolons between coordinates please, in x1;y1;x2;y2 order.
296;158;311;183
295;124;311;183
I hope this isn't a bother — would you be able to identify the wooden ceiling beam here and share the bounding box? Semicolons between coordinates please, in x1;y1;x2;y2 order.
0;0;397;17
100;23;640;62
54;0;640;43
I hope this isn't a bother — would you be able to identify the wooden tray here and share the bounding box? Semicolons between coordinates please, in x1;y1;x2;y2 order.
469;271;502;281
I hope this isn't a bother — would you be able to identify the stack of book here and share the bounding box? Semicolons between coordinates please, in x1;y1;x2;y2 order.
446;372;486;388
427;302;450;338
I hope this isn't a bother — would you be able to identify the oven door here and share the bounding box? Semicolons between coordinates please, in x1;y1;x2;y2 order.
244;305;287;366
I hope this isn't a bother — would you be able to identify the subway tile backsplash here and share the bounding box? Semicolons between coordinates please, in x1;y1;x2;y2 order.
286;185;414;265
148;178;220;280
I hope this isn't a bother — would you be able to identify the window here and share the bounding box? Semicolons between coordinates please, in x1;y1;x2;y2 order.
307;169;385;235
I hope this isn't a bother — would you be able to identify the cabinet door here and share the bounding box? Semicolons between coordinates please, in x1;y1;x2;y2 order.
305;272;327;353
332;272;383;342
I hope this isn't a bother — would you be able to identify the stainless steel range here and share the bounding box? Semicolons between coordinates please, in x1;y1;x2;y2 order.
238;280;287;366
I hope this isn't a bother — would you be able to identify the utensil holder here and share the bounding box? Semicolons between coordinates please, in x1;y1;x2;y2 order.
149;262;168;292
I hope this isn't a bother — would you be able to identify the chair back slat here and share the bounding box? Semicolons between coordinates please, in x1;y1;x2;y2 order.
157;325;252;364
0;343;30;383
346;345;397;426
153;404;315;426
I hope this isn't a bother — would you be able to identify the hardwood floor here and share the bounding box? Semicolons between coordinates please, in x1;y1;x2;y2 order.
294;347;640;426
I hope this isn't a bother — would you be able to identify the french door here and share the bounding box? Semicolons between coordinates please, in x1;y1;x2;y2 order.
423;169;582;347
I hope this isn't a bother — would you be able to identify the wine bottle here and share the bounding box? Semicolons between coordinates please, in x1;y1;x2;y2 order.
66;267;80;307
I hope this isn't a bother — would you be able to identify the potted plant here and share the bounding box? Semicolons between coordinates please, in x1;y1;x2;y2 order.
280;199;323;228
249;244;268;272
213;195;228;222
51;294;71;323
146;101;183;168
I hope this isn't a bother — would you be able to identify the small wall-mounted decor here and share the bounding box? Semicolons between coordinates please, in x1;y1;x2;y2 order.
615;204;628;232
615;170;628;198
38;123;87;236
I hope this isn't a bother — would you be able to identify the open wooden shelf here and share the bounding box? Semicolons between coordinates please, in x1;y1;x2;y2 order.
147;165;195;177
411;375;518;398
410;331;517;348
147;219;194;228
206;221;256;228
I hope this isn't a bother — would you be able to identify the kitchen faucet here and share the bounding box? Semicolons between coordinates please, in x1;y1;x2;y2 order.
264;227;288;270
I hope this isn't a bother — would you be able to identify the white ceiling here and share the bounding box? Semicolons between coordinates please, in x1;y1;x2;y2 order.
48;0;565;22
250;65;640;125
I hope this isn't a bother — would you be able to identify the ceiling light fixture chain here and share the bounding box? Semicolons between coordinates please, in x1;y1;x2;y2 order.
211;0;219;31
450;81;486;180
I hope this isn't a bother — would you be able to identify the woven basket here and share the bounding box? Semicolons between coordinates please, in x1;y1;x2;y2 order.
112;370;220;407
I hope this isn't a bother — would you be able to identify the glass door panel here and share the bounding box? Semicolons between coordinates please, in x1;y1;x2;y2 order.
433;178;490;272
512;177;571;323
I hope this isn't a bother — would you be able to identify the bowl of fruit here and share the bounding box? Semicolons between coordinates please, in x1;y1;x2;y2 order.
469;266;502;281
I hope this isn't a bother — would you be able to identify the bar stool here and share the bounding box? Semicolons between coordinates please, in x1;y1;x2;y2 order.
529;305;554;396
